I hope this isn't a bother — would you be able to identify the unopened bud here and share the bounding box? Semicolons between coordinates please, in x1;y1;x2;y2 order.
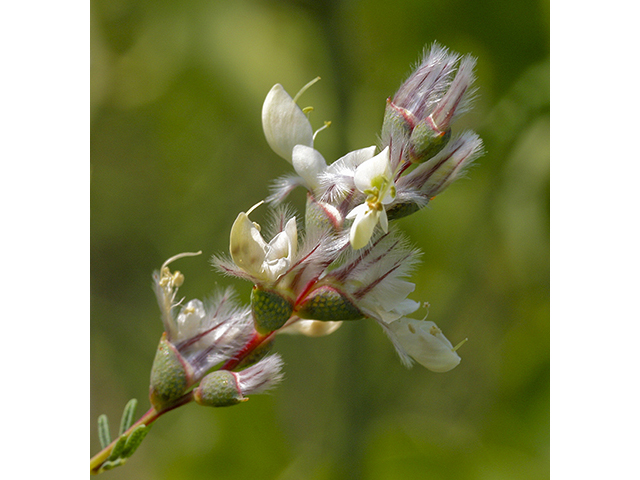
149;333;194;411
297;285;365;321
408;118;451;163
419;131;483;197
251;285;294;334
382;101;451;164
193;370;245;407
194;355;284;407
381;45;476;165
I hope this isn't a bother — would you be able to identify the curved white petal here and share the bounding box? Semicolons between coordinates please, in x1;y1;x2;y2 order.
379;208;389;232
229;212;268;277
372;280;419;318
326;145;377;174
388;319;461;372
292;145;327;189
262;84;314;162
263;217;297;281
353;147;392;193
348;205;380;250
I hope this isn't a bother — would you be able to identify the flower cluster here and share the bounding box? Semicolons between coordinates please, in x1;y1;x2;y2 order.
149;43;481;413
149;252;283;411
92;43;484;476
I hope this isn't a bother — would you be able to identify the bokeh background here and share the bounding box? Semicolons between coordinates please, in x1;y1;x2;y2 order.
91;0;549;478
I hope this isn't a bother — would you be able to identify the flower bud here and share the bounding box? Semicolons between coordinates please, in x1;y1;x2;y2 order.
408;118;452;162
410;131;483;198
251;285;294;334
381;44;476;164
149;333;194;411
296;285;365;321
194;355;284;407
193;370;245;407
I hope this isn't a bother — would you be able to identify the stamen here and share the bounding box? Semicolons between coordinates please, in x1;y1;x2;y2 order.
293;76;321;103
420;302;431;320
452;338;468;352
246;200;265;216
313;121;332;141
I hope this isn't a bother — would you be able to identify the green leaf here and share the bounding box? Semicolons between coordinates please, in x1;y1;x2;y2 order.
98;458;126;473
108;434;128;461
121;424;151;458
97;414;110;450
119;398;138;436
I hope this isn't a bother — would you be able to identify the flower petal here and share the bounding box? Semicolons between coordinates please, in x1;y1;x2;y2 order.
353;147;392;193
262;84;314;162
388;319;461;372
229;212;268;277
175;299;206;342
348;205;380;250
263;217;297;281
292;145;327;189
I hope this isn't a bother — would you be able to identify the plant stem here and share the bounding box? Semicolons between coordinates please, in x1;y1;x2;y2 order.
90;392;193;474
90;329;274;474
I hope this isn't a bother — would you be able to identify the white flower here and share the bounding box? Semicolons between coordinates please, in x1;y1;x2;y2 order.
229;202;298;283
153;251;202;340
318;145;377;202
175;299;206;342
346;147;396;249
262;83;314;163
388;318;462;372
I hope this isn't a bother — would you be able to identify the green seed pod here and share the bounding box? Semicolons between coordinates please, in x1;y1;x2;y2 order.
386;201;422;221
251;286;294;334
408;120;451;163
193;370;244;408
149;333;193;411
297;285;365;321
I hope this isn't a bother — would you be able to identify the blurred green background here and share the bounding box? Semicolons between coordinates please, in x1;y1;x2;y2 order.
91;0;549;478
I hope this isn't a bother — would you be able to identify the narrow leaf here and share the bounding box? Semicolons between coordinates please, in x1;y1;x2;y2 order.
119;398;138;436
108;434;128;462
98;458;125;473
97;414;110;450
121;424;151;458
